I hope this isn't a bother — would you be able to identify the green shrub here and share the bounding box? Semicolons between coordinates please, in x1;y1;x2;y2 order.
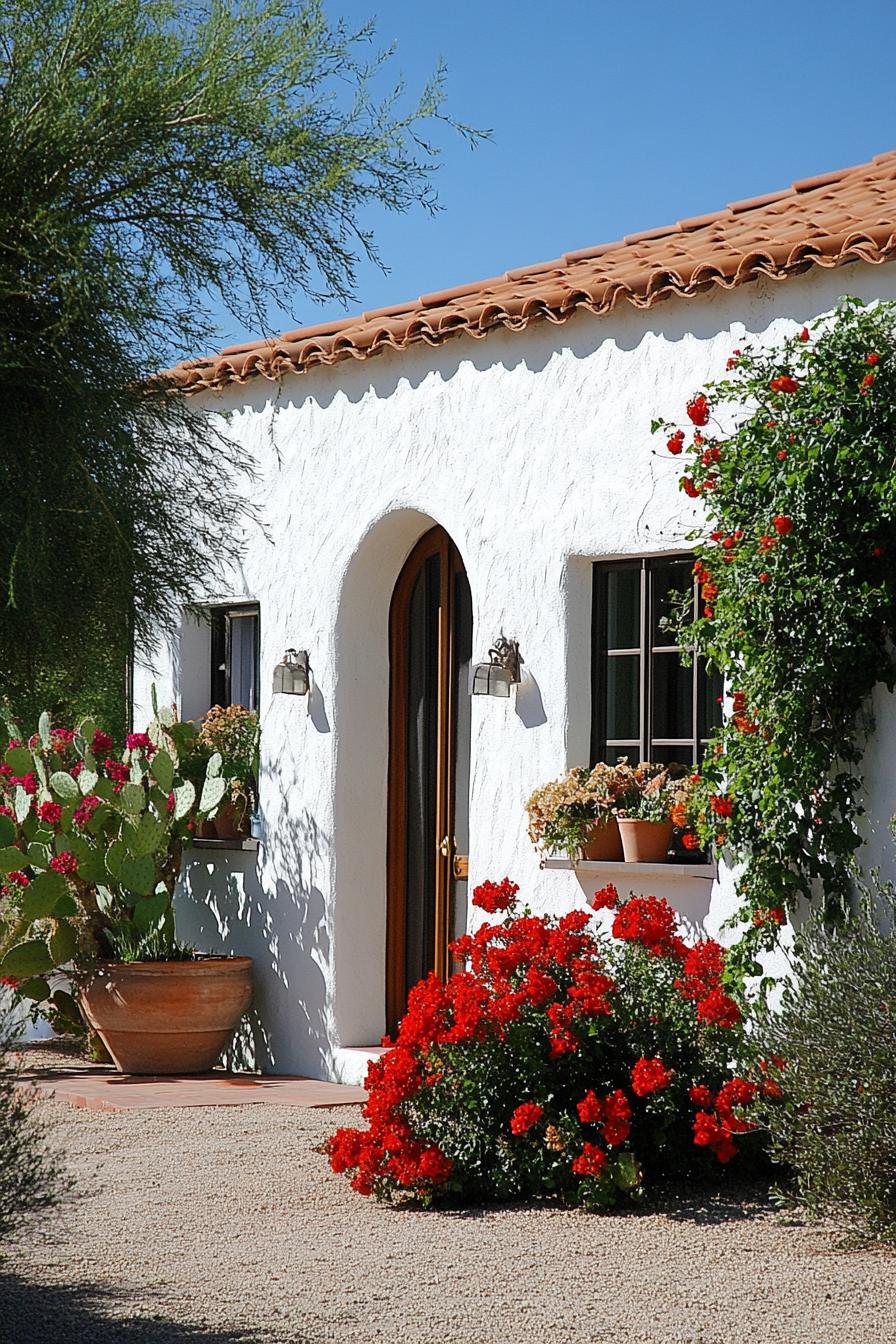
0;1014;66;1240
753;894;896;1243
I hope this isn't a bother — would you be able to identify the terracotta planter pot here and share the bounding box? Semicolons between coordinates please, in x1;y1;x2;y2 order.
80;957;253;1075
213;799;249;841
579;816;624;861
618;818;674;864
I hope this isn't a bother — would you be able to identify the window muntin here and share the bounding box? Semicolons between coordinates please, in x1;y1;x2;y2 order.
210;604;260;712
591;557;722;766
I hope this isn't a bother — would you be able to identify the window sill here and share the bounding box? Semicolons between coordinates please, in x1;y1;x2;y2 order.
540;857;716;882
188;837;259;852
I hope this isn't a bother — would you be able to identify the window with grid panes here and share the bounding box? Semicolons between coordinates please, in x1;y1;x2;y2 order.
210;604;260;712
590;556;722;767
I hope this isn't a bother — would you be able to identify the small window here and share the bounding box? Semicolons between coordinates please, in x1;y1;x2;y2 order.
590;557;722;766
210;604;260;712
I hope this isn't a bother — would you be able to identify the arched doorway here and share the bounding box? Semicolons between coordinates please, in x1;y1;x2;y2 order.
386;525;473;1032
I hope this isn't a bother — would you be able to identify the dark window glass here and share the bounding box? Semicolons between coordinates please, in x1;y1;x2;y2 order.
591;557;722;765
210;604;260;712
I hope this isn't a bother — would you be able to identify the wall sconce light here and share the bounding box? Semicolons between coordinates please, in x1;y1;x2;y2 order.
272;648;310;696
471;636;522;698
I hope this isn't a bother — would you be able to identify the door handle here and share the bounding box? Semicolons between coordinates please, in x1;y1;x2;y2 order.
453;854;469;880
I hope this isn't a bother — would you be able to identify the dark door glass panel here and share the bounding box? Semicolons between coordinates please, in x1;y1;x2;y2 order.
698;662;724;741
606;655;640;741
403;555;441;1003
651;559;693;645
605;567;640;649
451;569;474;953
651;651;691;741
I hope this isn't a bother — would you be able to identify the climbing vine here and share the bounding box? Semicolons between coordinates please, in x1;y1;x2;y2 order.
654;298;896;977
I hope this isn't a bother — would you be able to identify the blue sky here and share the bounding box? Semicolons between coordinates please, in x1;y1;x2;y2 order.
209;0;895;350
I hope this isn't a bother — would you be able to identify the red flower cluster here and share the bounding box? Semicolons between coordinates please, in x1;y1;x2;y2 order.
630;1056;672;1097
772;514;793;536
49;851;78;876
667;430;684;455
73;795;102;829
125;732;155;755
472;877;519;914
612;896;685;958
571;1142;607;1178
38;801;62;826
104;758;130;785
691;1077;757;1163
510;1102;543;1135
709;795;733;818
686;395;710;426
590;883;619;911
91;729;114;756
770;375;798;394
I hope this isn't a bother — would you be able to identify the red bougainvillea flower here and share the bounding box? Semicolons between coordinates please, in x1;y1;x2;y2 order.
777;449;788;460
601;1090;632;1147
612;895;685;959
709;795;733;818
50;851;79;876
630;1056;672;1097
675;940;726;1002
472;877;519;914
696;987;741;1029
571;1142;607;1178
590;883;619;911
772;514;794;535
577;1090;603;1125
761;1078;784;1100
862;372;875;388
38;801;62;825
799;326;810;341
689;1084;715;1110
681;477;700;499
510;1102;543;1135
866;352;880;365
770;375;798;394
692;1110;736;1162
686;394;710;426
91;729;114;755
758;534;777;552
666;430;685;455
759;572;769;584
0;975;19;989
682;832;700;850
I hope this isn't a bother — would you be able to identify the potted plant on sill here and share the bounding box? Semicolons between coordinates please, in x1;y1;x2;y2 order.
616;764;695;864
0;703;253;1074
196;704;260;841
526;761;637;861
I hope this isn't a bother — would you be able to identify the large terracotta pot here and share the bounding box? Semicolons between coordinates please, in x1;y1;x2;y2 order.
618;819;674;864
80;957;253;1075
214;798;249;841
579;816;624;861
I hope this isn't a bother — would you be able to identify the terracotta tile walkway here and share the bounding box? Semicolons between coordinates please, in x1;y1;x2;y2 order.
18;1062;367;1112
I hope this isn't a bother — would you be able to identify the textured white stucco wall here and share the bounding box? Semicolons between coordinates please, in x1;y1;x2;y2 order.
133;261;896;1081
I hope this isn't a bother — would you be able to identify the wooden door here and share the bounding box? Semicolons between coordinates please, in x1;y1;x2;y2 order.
386;526;473;1033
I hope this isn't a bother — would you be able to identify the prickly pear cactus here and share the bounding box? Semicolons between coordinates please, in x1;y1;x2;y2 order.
0;707;228;1028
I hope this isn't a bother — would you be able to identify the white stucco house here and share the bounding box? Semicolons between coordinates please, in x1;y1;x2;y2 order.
134;150;896;1083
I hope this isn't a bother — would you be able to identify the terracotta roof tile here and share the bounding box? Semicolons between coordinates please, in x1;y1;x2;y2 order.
168;150;896;393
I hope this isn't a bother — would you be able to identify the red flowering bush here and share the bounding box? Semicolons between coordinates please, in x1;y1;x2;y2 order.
327;881;762;1209
653;298;896;977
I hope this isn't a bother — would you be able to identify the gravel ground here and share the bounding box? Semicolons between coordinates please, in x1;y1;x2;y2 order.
7;1051;896;1344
